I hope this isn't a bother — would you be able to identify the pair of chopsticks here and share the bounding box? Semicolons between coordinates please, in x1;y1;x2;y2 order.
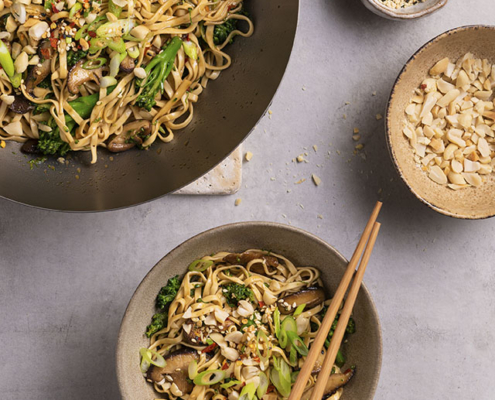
289;201;382;400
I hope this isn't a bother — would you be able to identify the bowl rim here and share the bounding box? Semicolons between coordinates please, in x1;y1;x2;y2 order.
386;25;495;220
365;0;447;20
115;221;383;400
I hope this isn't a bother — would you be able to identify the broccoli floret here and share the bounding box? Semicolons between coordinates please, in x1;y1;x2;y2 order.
320;305;356;347
146;312;168;338
144;275;182;337
37;119;73;156
135;36;182;111
222;283;255;307
213;18;238;46
67;50;88;69
156;275;182;309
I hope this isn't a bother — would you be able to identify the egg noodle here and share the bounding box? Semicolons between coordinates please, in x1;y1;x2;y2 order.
144;250;355;400
0;0;253;163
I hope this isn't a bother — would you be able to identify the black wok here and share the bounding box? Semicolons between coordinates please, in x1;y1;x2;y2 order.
0;0;299;211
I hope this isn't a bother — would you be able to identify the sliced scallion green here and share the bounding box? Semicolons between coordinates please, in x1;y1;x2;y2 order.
258;371;269;398
286;331;309;356
193;369;226;386
139;347;166;370
293;304;306;317
82;57;107;70
188;259;213;272
220;379;241;389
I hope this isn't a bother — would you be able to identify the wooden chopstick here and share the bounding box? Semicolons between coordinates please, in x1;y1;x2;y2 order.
288;201;382;400
309;221;381;400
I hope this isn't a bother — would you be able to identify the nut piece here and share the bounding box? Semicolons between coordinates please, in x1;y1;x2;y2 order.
430;57;450;76
429;165;447;185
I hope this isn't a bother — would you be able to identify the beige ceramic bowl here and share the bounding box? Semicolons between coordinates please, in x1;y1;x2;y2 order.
116;222;382;400
387;26;495;219
361;0;447;20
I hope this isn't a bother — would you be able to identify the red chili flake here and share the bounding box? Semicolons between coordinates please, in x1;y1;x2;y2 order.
51;3;59;13
228;5;234;10
49;38;59;48
40;48;51;59
252;356;260;363
221;362;229;370
69;22;76;28
267;385;275;393
420;84;427;90
201;343;218;353
259;301;265;308
88;31;97;38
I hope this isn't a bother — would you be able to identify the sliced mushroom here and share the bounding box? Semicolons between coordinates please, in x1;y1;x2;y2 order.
25;40;53;94
67;60;103;95
21;139;40;154
147;348;211;395
9;95;34;114
301;368;355;400
223;251;279;270
119;56;135;73
279;286;325;314
107;120;152;153
183;318;234;346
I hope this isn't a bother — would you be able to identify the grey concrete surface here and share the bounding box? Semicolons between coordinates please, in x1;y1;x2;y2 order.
1;0;495;399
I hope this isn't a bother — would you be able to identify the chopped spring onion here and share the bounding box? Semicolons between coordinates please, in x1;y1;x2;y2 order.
271;357;291;398
139;347;166;372
220;379;241;389
69;2;82;19
281;316;297;335
193;369;226;386
256;329;271;365
289;345;298;366
108;0;123;18
278;328;287;348
182;40;198;61
100;76;118;88
188;259;214;272
127;46;140;59
0;40;15;77
291;370;299;384
10;73;22;88
82;57;107;70
188;359;198;380
239;382;256;400
274;307;281;337
286;331;309;356
75;16;107;41
96;19;135;38
257;371;269;398
293;304;306;317
110;52;127;77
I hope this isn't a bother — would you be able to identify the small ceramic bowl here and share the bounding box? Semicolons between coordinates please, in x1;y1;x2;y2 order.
387;26;495;219
361;0;447;20
116;222;382;400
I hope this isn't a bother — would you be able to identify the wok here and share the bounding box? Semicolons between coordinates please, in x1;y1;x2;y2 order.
0;0;299;211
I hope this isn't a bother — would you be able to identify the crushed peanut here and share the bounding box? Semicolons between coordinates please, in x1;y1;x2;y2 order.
403;53;495;190
245;151;253;161
379;0;424;9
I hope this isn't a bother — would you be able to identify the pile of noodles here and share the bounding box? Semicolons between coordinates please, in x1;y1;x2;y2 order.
147;250;344;400
0;0;253;163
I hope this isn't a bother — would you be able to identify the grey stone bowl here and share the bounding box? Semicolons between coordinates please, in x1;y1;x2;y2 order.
116;222;382;400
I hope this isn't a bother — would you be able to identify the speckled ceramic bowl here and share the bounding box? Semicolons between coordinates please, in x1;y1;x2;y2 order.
116;222;382;400
387;26;495;219
361;0;447;20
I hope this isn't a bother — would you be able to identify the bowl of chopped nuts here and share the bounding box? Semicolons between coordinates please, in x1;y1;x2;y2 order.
386;26;495;219
361;0;448;20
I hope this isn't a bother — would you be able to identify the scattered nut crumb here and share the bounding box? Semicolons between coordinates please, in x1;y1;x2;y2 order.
0;140;5;148
345;101;350;105
317;214;323;219
352;134;361;141
245;151;253;161
372;91;377;96
312;174;321;186
355;144;364;151
295;178;306;184
235;198;242;206
313;145;318;152
376;114;383;120
302;86;306;91
270;177;276;181
343;114;347;119
353;128;360;134
296;155;305;163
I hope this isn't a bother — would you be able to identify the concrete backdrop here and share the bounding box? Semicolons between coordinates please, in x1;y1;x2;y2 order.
1;0;494;399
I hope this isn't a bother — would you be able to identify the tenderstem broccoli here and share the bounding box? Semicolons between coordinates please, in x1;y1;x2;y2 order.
213;18;238;46
135;36;182;111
